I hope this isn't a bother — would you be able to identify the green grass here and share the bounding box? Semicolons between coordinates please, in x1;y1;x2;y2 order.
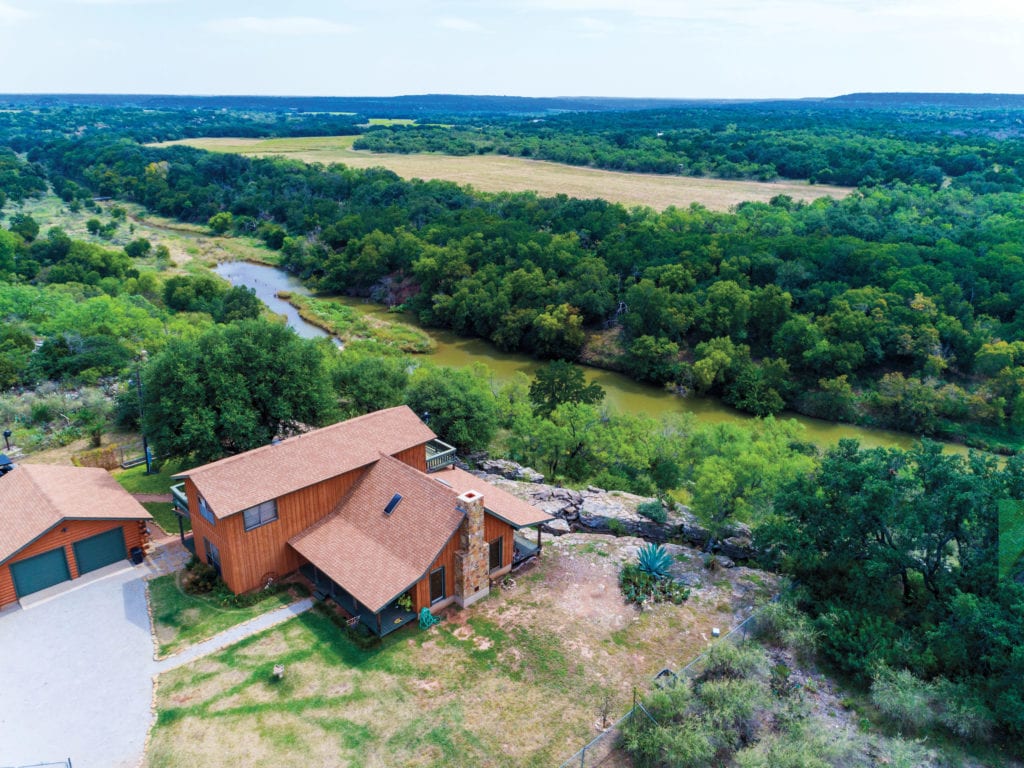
147;608;571;768
282;292;434;353
113;459;186;495
366;118;417;126
148;573;301;657
143;502;190;536
999;499;1024;580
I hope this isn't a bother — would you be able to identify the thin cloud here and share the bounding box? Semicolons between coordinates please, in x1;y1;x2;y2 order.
206;16;354;37
0;1;29;24
576;16;615;38
437;17;483;32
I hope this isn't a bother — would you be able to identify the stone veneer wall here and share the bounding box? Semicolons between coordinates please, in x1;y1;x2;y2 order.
454;490;490;607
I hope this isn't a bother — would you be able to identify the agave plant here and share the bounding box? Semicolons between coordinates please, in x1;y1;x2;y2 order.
636;543;672;580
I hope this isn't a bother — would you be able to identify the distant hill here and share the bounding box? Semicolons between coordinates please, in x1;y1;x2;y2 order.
829;92;1024;108
4;92;1023;117
0;93;741;117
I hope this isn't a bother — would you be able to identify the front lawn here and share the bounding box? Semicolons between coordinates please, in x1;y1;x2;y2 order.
146;534;776;768
148;572;305;657
143;502;191;536
114;459;186;495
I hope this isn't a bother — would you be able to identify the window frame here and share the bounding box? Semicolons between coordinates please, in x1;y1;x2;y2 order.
429;566;446;604
242;499;278;532
489;536;504;572
198;495;216;526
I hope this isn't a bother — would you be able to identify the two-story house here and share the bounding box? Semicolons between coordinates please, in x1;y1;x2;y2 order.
173;406;550;636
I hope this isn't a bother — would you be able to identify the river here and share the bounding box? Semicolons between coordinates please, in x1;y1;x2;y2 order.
215;261;965;454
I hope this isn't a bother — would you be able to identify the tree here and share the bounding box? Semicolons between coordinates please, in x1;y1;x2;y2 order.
332;353;409;416
624;335;683;385
124;238;152;258
7;213;39;242
405;364;499;452
528;360;605;417
207;212;233;234
142;319;338;463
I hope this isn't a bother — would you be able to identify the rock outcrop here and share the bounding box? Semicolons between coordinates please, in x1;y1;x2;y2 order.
467;458;758;561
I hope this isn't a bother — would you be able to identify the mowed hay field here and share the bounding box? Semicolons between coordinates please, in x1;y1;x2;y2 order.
154;136;853;212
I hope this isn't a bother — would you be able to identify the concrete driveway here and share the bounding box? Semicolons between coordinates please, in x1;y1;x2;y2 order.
0;562;155;768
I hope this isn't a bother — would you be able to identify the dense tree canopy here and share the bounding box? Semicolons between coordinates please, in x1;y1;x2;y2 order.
141;319;338;463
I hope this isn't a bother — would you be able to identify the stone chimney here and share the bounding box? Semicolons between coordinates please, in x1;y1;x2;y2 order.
453;489;489;608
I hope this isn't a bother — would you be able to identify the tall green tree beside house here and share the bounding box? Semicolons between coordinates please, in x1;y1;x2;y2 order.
141;319;338;463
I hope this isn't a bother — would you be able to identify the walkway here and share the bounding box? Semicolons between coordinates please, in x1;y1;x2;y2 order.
156;598;315;672
0;538;314;768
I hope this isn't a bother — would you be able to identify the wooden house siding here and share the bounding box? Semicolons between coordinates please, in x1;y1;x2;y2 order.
0;519;145;608
413;533;460;612
186;442;431;596
394;444;427;473
485;513;515;571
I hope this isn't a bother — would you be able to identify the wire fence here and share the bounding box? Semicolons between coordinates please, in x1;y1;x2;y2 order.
1;760;72;768
554;609;764;768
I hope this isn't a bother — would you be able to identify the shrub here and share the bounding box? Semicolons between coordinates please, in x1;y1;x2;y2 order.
607;518;627;536
934;679;995;742
182;559;219;595
752;599;819;661
637;499;668;524
637;543;673;579
620;563;689;606
869;666;937;733
699;641;769;684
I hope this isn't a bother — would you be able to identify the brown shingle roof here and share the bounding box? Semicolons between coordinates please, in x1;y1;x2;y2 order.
0;464;152;565
174;406;436;519
430;467;553;528
289;454;464;613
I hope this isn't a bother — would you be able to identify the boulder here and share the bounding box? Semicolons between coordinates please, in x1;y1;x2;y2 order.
477;459;545;484
713;555;736;569
542;518;571;535
719;536;756;561
672;572;703;589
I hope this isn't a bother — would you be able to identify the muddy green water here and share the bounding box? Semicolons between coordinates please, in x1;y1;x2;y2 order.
216;261;966;455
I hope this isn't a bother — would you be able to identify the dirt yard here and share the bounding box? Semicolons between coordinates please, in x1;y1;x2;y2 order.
146;534;776;768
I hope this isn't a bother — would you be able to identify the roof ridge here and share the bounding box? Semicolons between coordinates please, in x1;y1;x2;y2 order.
179;406;428;479
19;464;69;524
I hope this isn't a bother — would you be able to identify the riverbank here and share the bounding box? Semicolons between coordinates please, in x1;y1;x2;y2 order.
213;260;989;456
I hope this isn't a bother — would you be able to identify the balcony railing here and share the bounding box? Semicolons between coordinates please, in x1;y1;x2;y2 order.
425;438;457;473
170;483;190;517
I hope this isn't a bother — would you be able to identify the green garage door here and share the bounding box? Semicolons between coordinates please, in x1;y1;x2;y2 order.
73;527;127;575
10;547;71;598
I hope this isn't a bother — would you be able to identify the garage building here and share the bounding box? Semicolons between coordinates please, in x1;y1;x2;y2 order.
0;463;152;608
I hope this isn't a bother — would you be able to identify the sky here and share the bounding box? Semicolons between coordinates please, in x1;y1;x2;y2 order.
0;0;1021;98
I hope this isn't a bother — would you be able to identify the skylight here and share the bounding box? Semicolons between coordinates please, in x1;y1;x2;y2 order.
384;493;403;515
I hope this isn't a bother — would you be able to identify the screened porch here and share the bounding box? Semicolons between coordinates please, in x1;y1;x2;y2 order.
299;561;416;637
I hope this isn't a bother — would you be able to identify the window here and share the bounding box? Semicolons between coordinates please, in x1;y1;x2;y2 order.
429;567;445;604
198;495;216;526
243;499;278;531
204;537;221;575
489;537;503;572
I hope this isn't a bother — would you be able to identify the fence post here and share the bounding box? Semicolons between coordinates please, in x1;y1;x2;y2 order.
579;745;586;768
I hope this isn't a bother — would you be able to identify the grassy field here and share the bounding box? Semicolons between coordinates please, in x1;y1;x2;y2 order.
16;194;280;273
148;573;305;657
153;135;853;212
113;459;186;495
146;534;775;768
1000;499;1024;580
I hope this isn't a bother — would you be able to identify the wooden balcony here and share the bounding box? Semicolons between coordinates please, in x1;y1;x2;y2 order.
425;439;457;473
